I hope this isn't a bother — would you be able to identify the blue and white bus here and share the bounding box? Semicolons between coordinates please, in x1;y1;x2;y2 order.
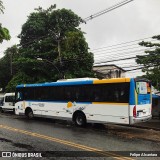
15;78;152;126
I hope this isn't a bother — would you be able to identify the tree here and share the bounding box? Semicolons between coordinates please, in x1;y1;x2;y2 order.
0;45;18;91
136;35;160;90
62;31;94;78
5;72;33;92
0;0;4;14
15;5;94;83
0;24;10;43
0;0;10;43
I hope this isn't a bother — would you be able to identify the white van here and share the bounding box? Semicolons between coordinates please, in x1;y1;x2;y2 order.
0;93;15;113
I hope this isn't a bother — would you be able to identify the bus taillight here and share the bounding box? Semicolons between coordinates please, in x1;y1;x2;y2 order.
133;106;136;118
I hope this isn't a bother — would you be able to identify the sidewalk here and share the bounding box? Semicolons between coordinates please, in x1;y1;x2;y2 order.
105;118;160;142
132;118;160;131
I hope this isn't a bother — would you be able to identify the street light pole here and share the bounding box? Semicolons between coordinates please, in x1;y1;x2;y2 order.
37;58;62;79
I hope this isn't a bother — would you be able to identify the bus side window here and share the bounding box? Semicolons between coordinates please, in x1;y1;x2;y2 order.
114;90;119;102
75;91;80;101
120;90;127;102
17;92;23;101
94;94;99;101
66;91;71;99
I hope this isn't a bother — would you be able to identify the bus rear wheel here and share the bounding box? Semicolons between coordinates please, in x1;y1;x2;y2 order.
26;109;34;119
74;112;86;127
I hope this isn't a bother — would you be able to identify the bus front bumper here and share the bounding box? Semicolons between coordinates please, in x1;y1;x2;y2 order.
129;115;152;124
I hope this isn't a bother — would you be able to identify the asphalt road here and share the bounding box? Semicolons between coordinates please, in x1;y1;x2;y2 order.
0;112;160;160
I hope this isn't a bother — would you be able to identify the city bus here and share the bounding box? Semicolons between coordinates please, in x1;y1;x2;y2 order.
15;78;152;126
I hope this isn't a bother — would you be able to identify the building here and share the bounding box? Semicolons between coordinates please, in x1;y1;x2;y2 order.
93;64;126;79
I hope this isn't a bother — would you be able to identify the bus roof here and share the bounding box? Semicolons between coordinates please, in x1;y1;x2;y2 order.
16;78;131;88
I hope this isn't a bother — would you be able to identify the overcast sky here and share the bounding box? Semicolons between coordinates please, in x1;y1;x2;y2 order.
1;0;160;77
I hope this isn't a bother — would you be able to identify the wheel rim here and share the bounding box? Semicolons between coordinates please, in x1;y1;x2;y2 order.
28;111;33;118
76;116;83;126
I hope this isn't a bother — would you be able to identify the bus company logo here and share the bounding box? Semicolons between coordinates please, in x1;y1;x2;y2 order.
38;103;44;107
2;152;11;157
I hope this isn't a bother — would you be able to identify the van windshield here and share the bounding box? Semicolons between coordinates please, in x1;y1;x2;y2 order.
5;96;15;102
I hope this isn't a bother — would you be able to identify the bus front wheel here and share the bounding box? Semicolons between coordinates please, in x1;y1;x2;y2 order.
74;112;86;127
26;108;34;119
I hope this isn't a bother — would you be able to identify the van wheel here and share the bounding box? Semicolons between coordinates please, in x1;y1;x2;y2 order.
74;112;86;127
26;109;34;119
13;109;15;114
0;107;3;113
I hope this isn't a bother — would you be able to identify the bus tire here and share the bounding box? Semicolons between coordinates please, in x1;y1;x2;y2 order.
74;112;86;127
25;108;34;119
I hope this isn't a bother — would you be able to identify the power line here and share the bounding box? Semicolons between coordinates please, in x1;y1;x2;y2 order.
94;52;150;63
90;36;154;52
83;0;134;22
8;0;135;50
93;64;143;72
93;47;153;59
94;49;150;63
92;39;157;54
94;56;136;65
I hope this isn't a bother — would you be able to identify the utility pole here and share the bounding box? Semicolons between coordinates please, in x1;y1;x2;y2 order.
10;52;12;76
57;39;65;79
57;40;62;67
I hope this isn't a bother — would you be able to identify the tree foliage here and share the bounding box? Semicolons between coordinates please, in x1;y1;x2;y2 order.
0;24;10;43
0;0;10;43
0;45;18;91
136;35;160;90
0;0;4;14
2;5;94;92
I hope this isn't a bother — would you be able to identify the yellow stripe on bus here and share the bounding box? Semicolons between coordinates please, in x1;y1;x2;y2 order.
135;90;138;105
92;102;129;105
93;78;130;84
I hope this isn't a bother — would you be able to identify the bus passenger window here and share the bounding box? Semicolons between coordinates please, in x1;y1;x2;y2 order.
94;92;100;101
16;92;23;101
66;92;71;99
114;90;119;102
75;92;80;101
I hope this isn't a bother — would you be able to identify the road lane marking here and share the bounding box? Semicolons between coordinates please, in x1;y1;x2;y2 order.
0;124;134;160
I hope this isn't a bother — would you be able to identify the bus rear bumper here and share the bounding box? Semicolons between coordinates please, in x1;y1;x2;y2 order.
129;115;152;124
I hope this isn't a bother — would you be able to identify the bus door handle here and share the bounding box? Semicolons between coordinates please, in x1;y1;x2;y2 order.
89;114;93;116
56;112;59;113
